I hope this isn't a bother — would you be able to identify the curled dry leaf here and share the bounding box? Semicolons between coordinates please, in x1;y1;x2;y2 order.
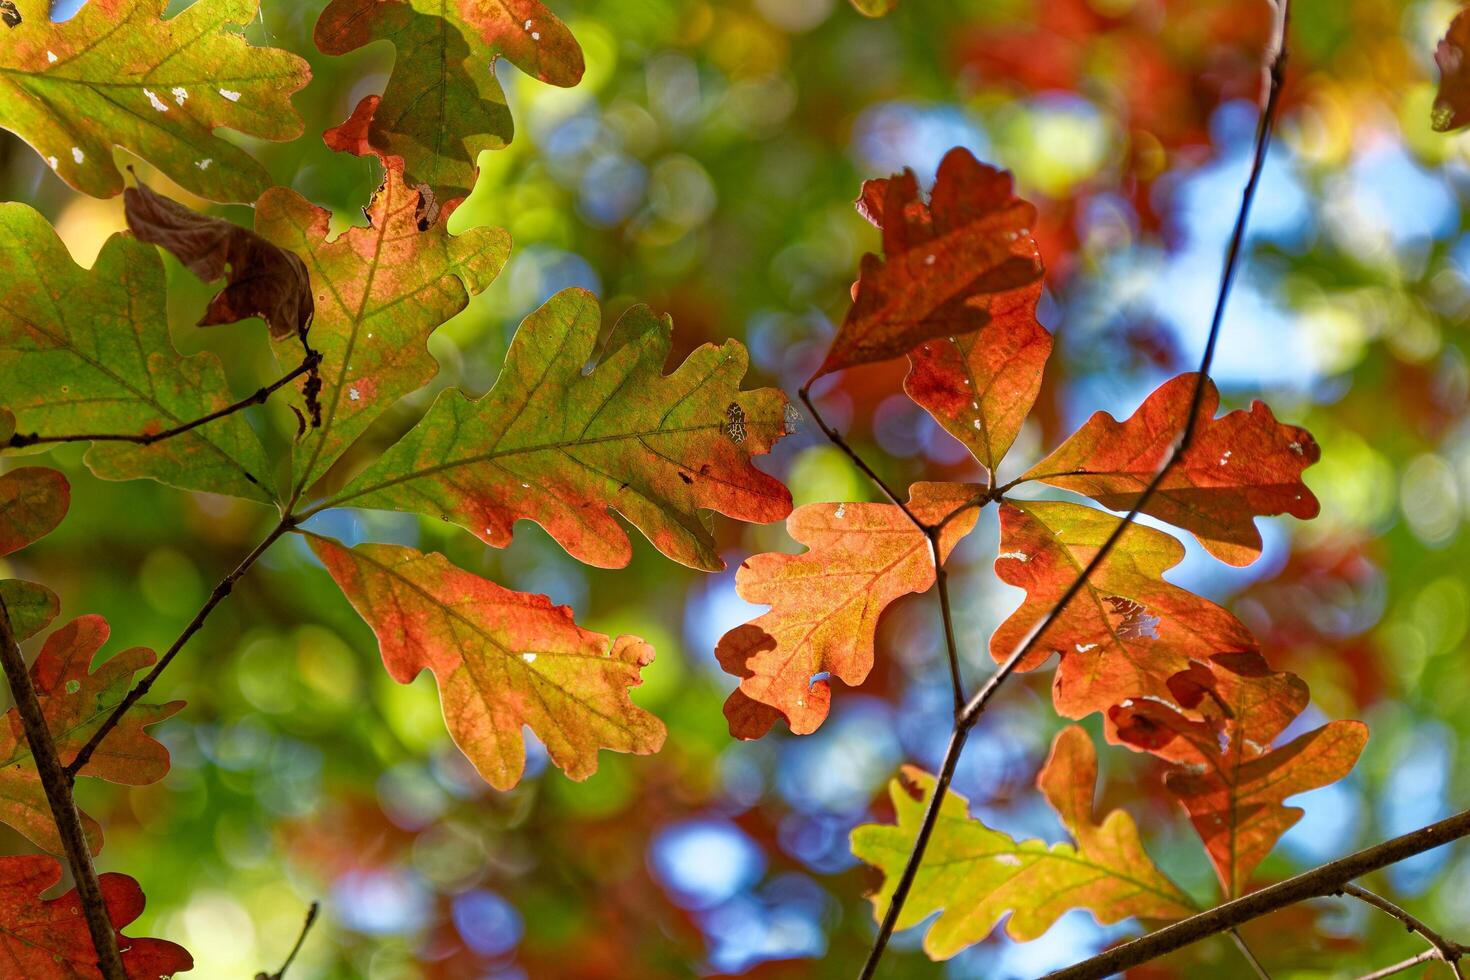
717;483;981;738
850;726;1195;959
123;180;314;342
328;287;794;571
816;147;1043;379
0;854;192;978
309;536;666;791
1025;373;1320;566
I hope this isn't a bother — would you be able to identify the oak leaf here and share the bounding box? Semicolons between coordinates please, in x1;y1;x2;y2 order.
325;287;794;571
315;0;583;203
716;483;981;738
0;204;275;501
992;500;1257;728
816;147;1043;378
1434;8;1470;132
0;466;68;558
1024;373;1320;566
123;180;313;342
0;615;183;855
254;157;511;496
0;0;308;203
0;580;58;641
0;854;192;978
1111;652;1368;897
850;726;1195;959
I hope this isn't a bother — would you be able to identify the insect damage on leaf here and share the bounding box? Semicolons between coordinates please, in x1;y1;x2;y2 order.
717;483;982;738
309;536;666;791
315;0;584;203
815;146;1043;379
0;204;276;502
325;287;795;572
0;615;183;855
850;726;1194;960
124;179;314;343
0;1;19;29
0;0;309;202
0;854;193;978
1024;372;1321;566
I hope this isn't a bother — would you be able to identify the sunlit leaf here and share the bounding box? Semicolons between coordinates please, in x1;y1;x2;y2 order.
0;0;309;202
851;726;1195;960
325;287;794;571
0;205;275;501
1025;373;1320;566
0;854;192;978
716;483;980;738
255;157;511;497
0;615;183;855
315;0;583;203
309;535;666;791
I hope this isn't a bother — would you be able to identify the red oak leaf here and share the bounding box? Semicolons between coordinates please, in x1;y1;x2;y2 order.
717;483;982;738
0;854;192;978
1024;373;1320;566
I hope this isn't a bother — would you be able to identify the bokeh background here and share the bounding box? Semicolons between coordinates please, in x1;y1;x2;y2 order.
2;0;1470;976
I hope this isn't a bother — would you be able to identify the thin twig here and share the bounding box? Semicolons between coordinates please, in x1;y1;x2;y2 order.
797;386;925;530
1230;928;1274;979
5;354;319;449
929;535;966;713
255;901;320;980
1044;808;1470;979
856;4;1291;974
0;596;126;979
1342;883;1467;979
1358;949;1447;980
65;517;294;778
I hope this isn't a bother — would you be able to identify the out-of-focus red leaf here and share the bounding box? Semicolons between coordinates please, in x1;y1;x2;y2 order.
0;854;192;978
716;483;982;738
1433;8;1470;132
1025;373;1320;566
0;467;68;558
815;148;1043;378
991;500;1256;729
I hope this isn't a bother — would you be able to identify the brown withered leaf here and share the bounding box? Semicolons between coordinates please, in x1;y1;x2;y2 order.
123;179;313;342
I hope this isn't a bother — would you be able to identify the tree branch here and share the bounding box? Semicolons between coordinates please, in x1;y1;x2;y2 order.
255;901;320;980
856;3;1291;974
64;517;294;778
1359;950;1446;980
5;353;319;450
0;595;126;979
1044;808;1470;979
1341;883;1467;979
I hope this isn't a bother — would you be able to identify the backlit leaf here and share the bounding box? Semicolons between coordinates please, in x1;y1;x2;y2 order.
850;726;1195;960
0;466;68;558
0;204;275;501
0;854;192;978
315;0;583;203
0;615;183;855
324;287;794;571
0;580;59;641
815;147;1043;378
254;157;510;497
716;483;981;738
309;535;666;791
1111;652;1368;896
1024;373;1320;566
1433;8;1470;132
992;500;1257;728
0;0;309;203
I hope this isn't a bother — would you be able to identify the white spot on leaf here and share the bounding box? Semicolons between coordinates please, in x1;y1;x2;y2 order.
143;88;169;112
348;387;360;401
997;551;1028;562
70;146;83;163
521;652;537;664
834;503;846;519
219;88;241;102
46;50;58;63
171;86;187;106
196;158;211;170
46;156;58;169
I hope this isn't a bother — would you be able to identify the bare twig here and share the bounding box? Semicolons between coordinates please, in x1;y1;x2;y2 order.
5;353;319;449
1358;949;1447;980
255;901;320;980
65;518;294;778
796;386;925;529
1230;928;1274;979
1044;808;1470;979
0;595;126;979
857;3;1291;974
1342;883;1467;979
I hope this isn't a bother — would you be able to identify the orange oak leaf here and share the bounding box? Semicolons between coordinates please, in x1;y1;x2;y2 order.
1433;8;1470;132
991;500;1257;729
324;288;794;571
850;726;1194;959
0;467;68;558
309;535;666;790
1111;652;1368;896
255;157;510;496
717;483;982;738
1024;373;1320;566
0;854;192;978
0;615;182;855
815;147;1043;379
